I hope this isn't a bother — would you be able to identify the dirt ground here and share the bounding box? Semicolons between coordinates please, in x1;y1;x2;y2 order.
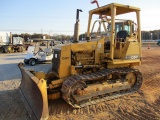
0;47;160;120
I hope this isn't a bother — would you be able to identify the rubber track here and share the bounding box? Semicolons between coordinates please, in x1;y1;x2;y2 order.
61;68;143;108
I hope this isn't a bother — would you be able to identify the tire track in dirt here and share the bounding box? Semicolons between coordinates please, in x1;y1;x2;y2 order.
48;93;160;120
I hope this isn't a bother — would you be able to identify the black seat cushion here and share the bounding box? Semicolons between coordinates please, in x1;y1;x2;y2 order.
117;30;128;40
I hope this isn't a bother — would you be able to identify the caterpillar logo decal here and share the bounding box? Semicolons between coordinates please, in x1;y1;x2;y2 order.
62;57;69;60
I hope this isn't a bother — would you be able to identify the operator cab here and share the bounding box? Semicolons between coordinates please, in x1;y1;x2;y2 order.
90;19;136;41
87;3;141;66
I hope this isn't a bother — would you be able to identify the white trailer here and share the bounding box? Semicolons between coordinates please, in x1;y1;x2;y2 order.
0;32;25;53
13;37;24;45
0;32;10;45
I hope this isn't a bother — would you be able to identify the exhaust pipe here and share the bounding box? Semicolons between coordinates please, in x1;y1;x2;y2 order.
74;9;83;43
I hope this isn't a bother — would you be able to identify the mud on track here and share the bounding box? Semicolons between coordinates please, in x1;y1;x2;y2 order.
0;47;160;120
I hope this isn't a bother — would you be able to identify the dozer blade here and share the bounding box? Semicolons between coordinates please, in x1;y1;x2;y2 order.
18;63;49;120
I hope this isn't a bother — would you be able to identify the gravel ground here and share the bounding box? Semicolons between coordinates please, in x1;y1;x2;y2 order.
0;52;51;81
0;52;51;120
0;46;160;120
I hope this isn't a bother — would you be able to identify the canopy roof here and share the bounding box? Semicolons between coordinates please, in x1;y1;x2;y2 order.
89;3;140;16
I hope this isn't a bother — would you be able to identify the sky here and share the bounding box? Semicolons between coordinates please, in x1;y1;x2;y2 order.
0;0;160;35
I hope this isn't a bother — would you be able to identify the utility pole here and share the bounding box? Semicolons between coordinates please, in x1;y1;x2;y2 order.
151;33;153;41
41;29;43;39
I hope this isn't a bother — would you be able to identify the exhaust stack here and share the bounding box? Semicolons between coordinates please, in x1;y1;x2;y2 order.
74;9;82;43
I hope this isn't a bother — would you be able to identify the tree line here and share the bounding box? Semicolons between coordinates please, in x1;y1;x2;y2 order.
141;30;160;40
12;33;73;42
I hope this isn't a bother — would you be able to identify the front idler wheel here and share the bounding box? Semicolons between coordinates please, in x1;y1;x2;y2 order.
125;72;136;87
70;81;87;104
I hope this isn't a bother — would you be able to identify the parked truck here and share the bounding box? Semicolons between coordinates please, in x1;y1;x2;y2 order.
0;32;25;53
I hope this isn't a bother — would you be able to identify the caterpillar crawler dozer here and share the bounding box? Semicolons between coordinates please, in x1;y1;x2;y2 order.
18;2;142;120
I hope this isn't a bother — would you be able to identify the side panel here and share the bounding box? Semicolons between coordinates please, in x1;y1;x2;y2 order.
114;41;140;60
121;41;140;59
59;45;71;78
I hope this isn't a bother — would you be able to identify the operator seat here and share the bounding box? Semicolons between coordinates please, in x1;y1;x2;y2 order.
115;30;128;49
117;30;128;42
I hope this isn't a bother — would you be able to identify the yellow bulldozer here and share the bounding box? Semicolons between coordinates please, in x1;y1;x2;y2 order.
18;2;142;120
